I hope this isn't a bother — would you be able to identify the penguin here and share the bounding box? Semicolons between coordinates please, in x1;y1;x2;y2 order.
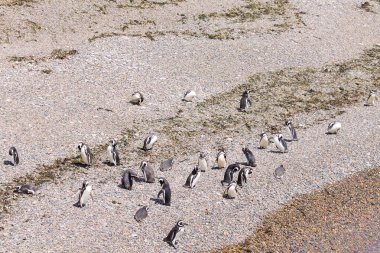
366;90;377;106
139;161;155;183
216;150;227;169
134;206;149;222
75;180;93;208
274;165;285;179
237;167;252;187
221;163;240;185
326;122;341;134
8;147;19;166
183;90;196;102
159;157;174;172
157;177;171;206
242;146;257;167
143;135;158;151
273;134;288;153
184;165;201;188
164;220;188;249
78;142;92;166
121;169;137;190
107;139;120;166
239;91;251;112
224;182;238;199
198;152;208;172
14;184;37;194
130;92;144;105
258;132;269;149
285;120;298;141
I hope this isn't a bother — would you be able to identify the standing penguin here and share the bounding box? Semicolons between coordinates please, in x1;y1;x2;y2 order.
121;169;137;190
183;90;196;102
216;150;227;169
78;142;92;166
285;120;298;141
242;146;257;167
140;161;155;183
143;135;158;151
224;182;238;199
198;152;208;172
273;134;288;153
157;177;171;206
163;220;188;249
130;92;144;105
8;147;19;166
221;164;240;185
107;139;120;166
75;180;93;208
239;91;251;112
134;206;149;222
366;90;377;106
259;132;269;149
184;166;201;188
326;122;341;134
237;167;253;187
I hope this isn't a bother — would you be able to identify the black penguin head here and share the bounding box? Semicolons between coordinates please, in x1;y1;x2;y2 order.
285;120;292;127
199;152;206;158
78;142;84;151
9;147;16;156
82;180;89;189
111;139;117;147
158;177;167;186
259;132;267;137
144;206;149;211
140;161;147;171
193;166;199;174
177;220;188;227
233;164;240;172
242;90;249;97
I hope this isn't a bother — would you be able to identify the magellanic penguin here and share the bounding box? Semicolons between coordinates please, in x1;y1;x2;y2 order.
221;164;240;185
134;206;149;222
326;122;341;134
183;90;196;102
216;150;227;169
78;142;92;166
259;132;269;149
239;90;252;112
285;120;298;141
237;167;253;187
157;177;171;206
140;161;155;183
224;182;238;199
274;165;285;179
143;134;158;151
14;184;37;194
121;169;137;190
198;152;208;172
366;90;377;106
273;134;288;153
75;180;93;208
130;92;144;105
107;139;120;166
242;146;257;167
184;165;201;188
163;220;188;249
8;147;19;166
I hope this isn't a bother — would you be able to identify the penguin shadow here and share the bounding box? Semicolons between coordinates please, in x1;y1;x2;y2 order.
3;160;14;166
102;161;119;167
268;150;287;154
283;138;294;142
72;162;90;168
236;161;256;167
134;177;146;183
150;197;164;205
211;166;222;170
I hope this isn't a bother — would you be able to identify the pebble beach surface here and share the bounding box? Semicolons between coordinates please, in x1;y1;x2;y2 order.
0;0;380;252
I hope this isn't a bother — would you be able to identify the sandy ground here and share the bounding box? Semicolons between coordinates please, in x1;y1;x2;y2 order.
0;0;380;252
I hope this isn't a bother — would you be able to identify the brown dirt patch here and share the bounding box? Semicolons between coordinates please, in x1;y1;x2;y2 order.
209;167;380;252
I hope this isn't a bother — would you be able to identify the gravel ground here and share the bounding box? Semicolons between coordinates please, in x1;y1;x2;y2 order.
0;0;379;252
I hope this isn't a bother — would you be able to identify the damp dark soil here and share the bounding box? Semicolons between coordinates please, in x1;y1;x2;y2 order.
209;167;380;253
